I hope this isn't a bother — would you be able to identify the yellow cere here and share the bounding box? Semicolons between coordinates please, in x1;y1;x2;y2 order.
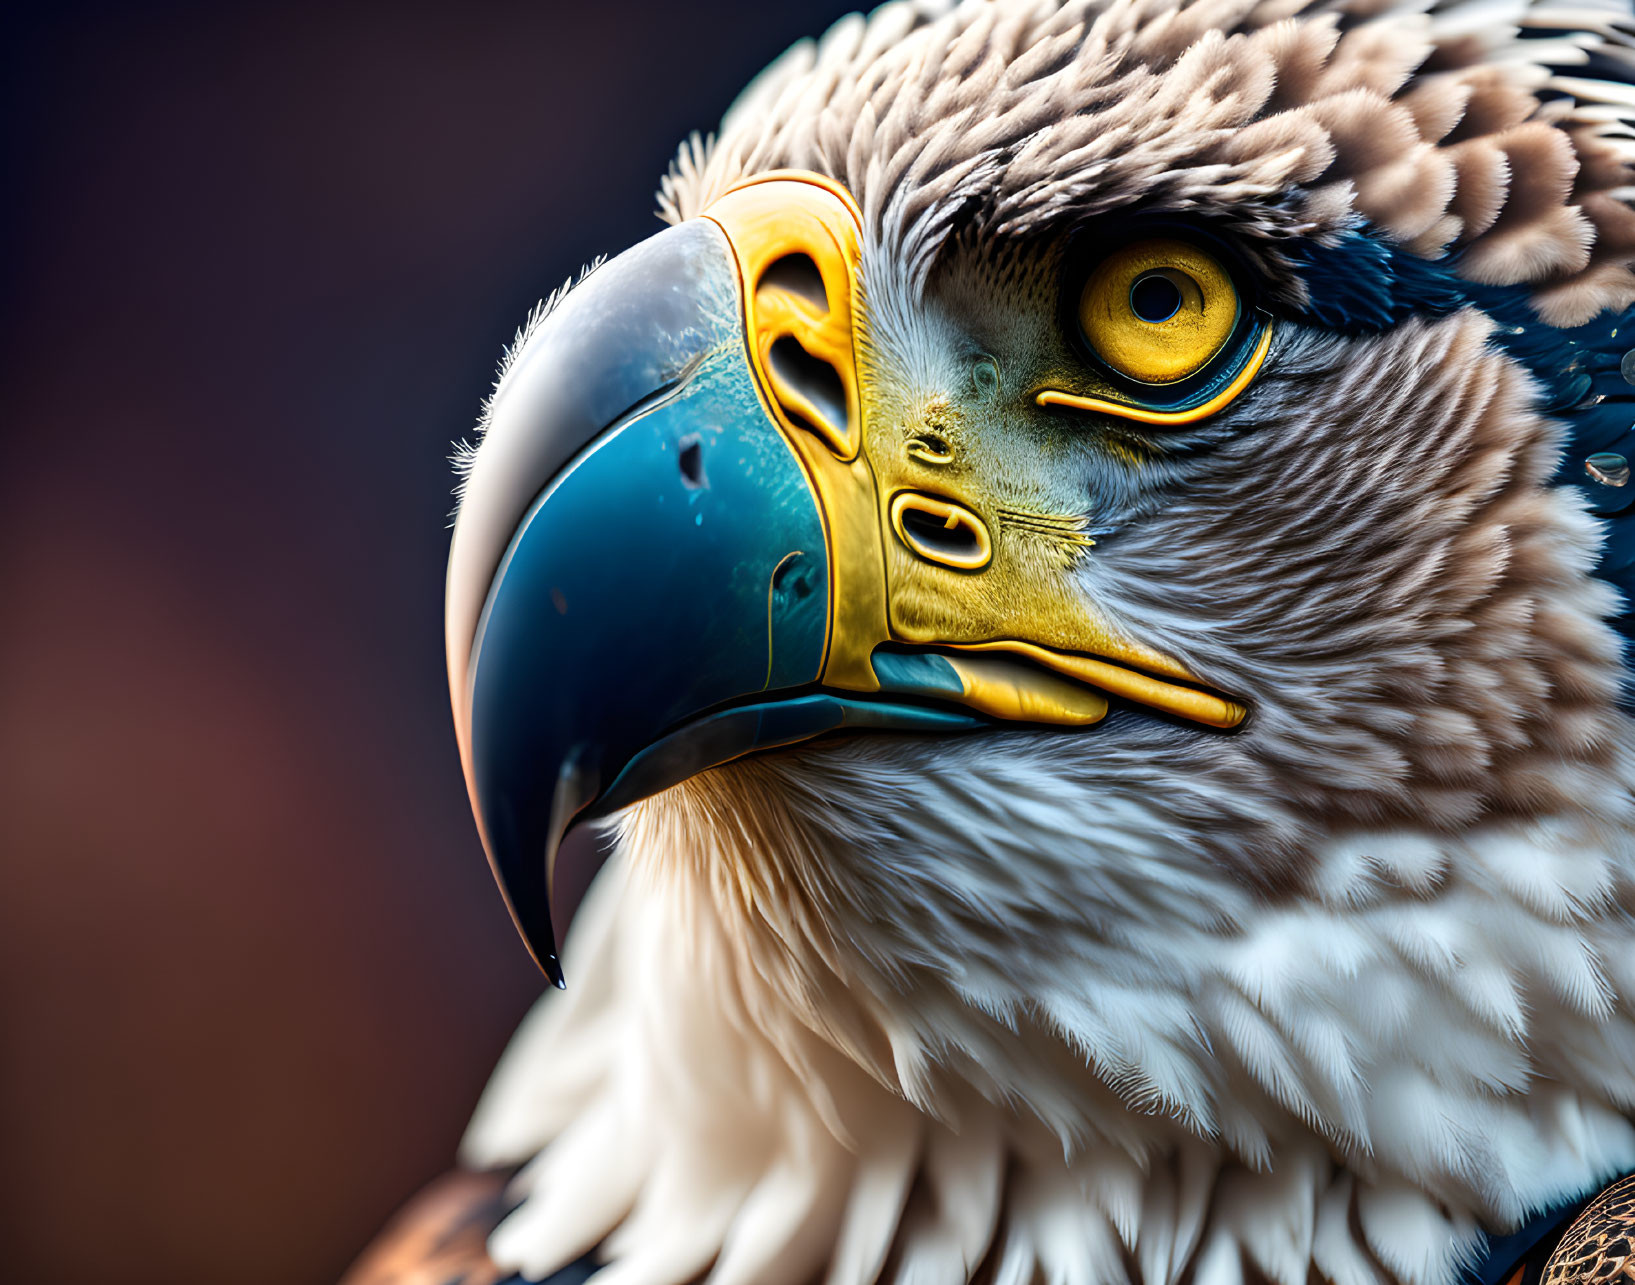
1078;239;1238;384
703;175;1250;731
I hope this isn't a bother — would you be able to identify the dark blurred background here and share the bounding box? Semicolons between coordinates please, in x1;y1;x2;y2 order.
0;3;856;1281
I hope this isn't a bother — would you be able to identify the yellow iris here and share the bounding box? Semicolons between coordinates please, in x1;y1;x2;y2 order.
1078;239;1238;384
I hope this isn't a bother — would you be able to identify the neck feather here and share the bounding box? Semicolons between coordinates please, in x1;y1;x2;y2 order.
462;759;1635;1285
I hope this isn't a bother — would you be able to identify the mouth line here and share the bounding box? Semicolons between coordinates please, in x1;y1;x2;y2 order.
595;645;1246;817
593;688;987;815
936;639;1248;730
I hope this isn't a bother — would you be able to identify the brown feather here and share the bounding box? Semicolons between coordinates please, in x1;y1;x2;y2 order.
659;0;1635;324
342;1169;516;1285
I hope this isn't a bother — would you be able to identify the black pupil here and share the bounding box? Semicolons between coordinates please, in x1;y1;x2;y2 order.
1130;272;1183;324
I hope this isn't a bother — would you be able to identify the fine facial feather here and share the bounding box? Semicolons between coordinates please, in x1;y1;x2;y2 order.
463;1;1635;1283
1098;309;1628;837
450;255;608;516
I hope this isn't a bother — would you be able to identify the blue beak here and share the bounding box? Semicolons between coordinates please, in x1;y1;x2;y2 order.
446;218;971;983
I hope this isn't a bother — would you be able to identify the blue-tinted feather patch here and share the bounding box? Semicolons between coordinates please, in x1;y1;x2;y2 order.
1289;231;1635;695
1290;233;1469;332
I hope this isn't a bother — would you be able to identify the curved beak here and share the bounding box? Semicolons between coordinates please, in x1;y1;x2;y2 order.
446;206;971;983
447;175;1247;983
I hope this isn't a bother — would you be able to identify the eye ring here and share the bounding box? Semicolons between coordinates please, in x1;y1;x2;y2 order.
1078;239;1238;384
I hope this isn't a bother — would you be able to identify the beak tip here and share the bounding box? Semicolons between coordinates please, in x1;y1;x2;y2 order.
493;874;565;987
473;743;598;991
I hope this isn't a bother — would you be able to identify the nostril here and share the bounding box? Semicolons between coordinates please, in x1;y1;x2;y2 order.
760;254;828;311
901;507;972;554
769;336;847;438
890;492;992;571
677;433;707;489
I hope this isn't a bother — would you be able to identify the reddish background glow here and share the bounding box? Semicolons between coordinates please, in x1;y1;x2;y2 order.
0;3;855;1281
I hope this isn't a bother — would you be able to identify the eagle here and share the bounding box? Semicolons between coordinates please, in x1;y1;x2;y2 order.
347;2;1635;1284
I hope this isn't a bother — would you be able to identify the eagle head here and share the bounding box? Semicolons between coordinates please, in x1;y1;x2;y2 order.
443;3;1635;1284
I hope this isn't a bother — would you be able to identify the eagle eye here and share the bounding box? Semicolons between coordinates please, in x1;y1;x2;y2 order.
1077;239;1239;385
